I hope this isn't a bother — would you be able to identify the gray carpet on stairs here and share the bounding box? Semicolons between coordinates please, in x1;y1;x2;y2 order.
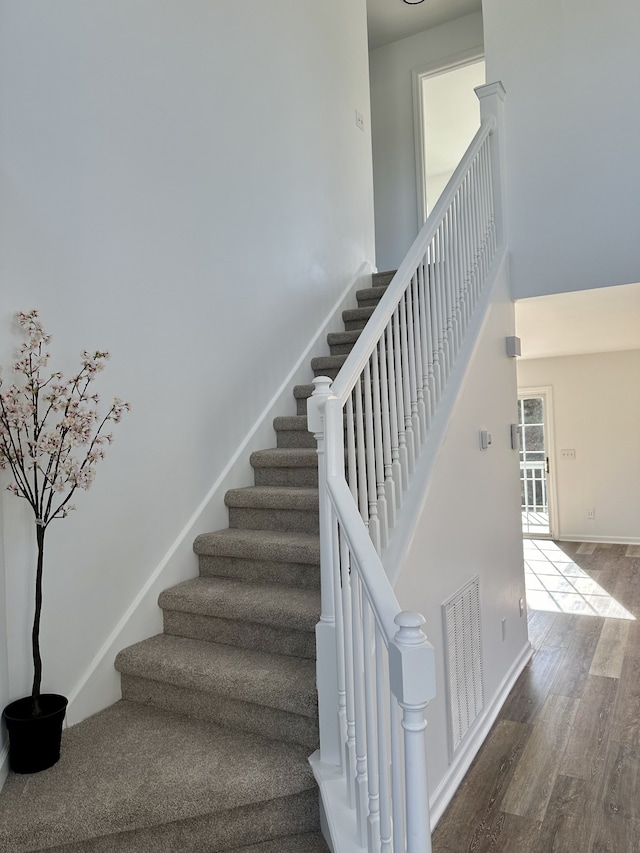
0;273;388;851
0;701;319;853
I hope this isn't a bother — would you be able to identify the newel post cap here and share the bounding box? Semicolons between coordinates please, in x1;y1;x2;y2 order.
389;611;436;707
307;376;333;435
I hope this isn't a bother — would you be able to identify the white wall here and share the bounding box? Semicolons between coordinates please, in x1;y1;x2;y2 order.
369;12;484;271
0;0;375;735
517;350;640;543
483;0;640;298
393;261;529;818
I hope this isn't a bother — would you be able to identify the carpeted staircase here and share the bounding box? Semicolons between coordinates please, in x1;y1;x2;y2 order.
0;273;392;853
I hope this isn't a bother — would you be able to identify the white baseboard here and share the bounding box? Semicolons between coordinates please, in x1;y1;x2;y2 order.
66;261;375;726
557;534;640;546
428;640;532;828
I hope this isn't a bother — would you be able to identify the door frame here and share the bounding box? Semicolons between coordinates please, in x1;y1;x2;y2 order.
411;46;485;228
517;386;559;539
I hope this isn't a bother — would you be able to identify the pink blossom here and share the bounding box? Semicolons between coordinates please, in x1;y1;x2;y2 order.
0;311;129;525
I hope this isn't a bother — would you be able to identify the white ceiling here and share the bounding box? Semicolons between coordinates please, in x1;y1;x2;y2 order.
367;0;482;50
515;283;640;360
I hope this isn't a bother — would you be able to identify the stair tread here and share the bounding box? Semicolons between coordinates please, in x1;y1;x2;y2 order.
356;284;388;302
194;528;320;565
0;700;314;853
116;634;317;717
225;485;318;510
160;577;320;631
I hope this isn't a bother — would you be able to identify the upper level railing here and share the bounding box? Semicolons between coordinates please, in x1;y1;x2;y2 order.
308;82;506;853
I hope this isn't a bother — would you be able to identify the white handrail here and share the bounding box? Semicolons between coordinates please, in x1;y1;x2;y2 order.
331;117;496;405
310;82;506;853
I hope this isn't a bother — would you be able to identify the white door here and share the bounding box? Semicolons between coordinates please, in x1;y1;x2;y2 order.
518;391;556;538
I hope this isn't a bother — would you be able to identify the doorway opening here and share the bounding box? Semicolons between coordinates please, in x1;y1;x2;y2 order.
518;390;556;538
412;54;485;225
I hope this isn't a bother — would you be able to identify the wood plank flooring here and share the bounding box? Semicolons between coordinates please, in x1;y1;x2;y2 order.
432;541;640;853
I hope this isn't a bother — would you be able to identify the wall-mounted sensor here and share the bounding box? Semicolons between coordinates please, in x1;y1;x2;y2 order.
480;430;492;450
506;336;521;357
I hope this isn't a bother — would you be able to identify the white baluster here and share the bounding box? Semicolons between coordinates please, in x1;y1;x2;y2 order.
346;394;357;501
362;602;381;851
399;293;416;474
392;309;410;491
377;332;397;528
363;360;381;554
417;261;432;431
405;276;422;454
412;267;427;445
370;347;390;548
385;324;404;502
332;511;347;773
351;571;369;845
376;632;392;853
355;377;369;528
390;695;405;853
339;528;357;806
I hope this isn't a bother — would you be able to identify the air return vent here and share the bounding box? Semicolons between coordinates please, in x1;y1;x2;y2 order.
442;576;484;760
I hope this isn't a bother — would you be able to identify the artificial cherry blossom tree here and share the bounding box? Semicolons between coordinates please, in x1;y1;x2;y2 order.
0;310;129;713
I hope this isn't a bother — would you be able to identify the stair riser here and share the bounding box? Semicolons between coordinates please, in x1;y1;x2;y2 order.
344;318;370;331
229;507;319;534
163;612;316;659
121;675;319;748
254;467;318;487
297;399;310;417
198;556;320;589
276;429;317;448
329;342;356;356
51;788;320;853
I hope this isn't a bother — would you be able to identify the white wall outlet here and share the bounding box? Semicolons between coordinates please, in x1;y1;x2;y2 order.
519;597;525;617
355;110;364;131
501;617;507;640
561;449;576;459
480;429;492;450
587;508;596;519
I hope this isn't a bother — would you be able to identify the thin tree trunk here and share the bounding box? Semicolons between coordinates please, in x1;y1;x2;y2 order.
31;522;45;715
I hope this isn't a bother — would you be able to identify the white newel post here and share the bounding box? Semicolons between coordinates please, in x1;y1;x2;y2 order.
475;81;507;248
389;612;437;853
308;376;341;766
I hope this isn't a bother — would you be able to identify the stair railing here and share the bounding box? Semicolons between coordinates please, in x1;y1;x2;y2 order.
308;83;506;852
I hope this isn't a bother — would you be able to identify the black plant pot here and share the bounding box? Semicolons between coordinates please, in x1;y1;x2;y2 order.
2;694;68;774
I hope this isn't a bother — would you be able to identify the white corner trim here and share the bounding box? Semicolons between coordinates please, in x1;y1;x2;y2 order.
309;751;365;853
0;742;9;792
67;261;375;716
429;640;532;828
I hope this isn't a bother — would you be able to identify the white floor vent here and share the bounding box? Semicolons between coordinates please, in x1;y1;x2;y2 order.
442;576;484;760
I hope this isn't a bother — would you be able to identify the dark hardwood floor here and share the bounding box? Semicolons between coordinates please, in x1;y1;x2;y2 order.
432;540;640;853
